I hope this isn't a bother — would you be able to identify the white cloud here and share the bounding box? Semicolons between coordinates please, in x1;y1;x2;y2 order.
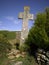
14;20;17;24
0;21;2;26
1;26;9;30
6;16;14;20
14;20;19;24
5;16;20;25
2;27;6;29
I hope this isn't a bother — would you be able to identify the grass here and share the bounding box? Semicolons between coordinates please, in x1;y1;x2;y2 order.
0;54;10;65
12;55;38;65
0;54;38;65
0;30;16;40
0;30;38;65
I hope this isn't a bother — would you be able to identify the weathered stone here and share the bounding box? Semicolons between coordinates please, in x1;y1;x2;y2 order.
37;49;43;53
14;61;22;65
8;55;15;59
18;6;34;46
15;54;21;58
46;51;49;58
36;49;49;65
22;52;26;55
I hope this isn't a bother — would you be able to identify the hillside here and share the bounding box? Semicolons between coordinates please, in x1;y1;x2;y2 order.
0;30;21;44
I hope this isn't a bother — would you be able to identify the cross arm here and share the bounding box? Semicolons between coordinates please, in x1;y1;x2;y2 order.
18;12;23;19
28;14;34;20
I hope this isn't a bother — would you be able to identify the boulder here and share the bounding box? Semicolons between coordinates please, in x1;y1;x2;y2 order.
16;54;21;58
14;61;22;65
46;51;49;58
8;55;15;59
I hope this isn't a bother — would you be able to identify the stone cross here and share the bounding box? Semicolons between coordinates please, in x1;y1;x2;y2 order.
18;6;34;46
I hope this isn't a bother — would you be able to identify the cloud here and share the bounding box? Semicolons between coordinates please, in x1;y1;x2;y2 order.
6;16;14;20
14;20;20;24
5;16;20;25
2;27;6;29
0;21;2;26
14;20;17;24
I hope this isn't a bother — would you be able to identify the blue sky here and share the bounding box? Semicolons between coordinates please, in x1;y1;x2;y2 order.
0;0;49;31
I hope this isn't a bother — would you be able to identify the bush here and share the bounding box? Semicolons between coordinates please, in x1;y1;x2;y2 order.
0;34;12;55
14;55;37;65
19;44;29;52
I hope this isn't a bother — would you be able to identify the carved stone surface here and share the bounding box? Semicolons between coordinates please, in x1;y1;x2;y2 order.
18;6;34;46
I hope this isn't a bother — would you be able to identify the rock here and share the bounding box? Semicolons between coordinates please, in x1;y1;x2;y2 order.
46;51;49;58
11;49;20;55
7;49;26;59
37;48;43;54
36;49;49;65
7;52;13;56
22;52;26;55
14;61;22;65
21;52;26;57
16;54;21;58
8;55;15;59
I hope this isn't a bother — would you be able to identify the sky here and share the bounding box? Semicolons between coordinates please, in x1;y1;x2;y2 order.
0;0;49;31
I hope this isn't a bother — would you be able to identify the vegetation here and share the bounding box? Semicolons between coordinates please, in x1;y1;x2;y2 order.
12;55;37;65
21;56;37;65
0;30;16;40
0;8;49;65
0;34;12;52
0;30;21;65
25;8;49;55
0;32;12;65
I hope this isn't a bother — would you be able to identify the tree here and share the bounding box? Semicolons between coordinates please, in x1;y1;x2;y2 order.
25;8;49;54
45;8;49;36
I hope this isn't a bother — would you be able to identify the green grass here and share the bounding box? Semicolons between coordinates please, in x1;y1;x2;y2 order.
0;56;9;65
0;54;38;65
7;31;16;40
0;30;21;40
12;55;38;65
0;30;38;65
0;42;12;65
0;55;15;65
0;30;16;40
0;30;21;44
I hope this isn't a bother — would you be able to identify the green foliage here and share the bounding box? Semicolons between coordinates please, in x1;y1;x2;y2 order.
0;33;12;65
25;8;49;52
0;33;12;54
14;55;37;65
22;56;32;65
0;30;16;40
19;44;29;52
7;31;16;40
45;8;49;36
0;55;11;65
